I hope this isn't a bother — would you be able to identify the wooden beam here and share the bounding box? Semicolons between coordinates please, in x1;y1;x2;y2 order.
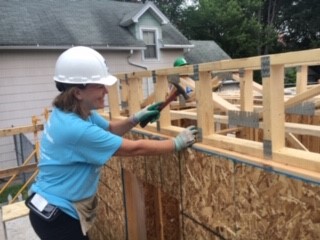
0;164;37;179
212;92;239;111
154;187;164;240
123;170;147;240
269;65;286;152
193;142;320;182
285;84;320;108
196;70;215;137
216;127;241;135
285;132;309;151
296;65;308;94
0;124;43;137
128;77;142;115
107;81;121;118
240;69;254;111
155;75;171;128
120;79;129;102
203;134;264;159
273;148;320;172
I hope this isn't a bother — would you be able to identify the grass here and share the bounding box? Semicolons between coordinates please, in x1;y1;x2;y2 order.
0;184;29;204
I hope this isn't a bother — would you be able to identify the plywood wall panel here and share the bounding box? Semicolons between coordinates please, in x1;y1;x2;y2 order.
160;152;181;198
94;132;320;240
234;164;320;240
161;192;180;240
121;132;147;181
106;156;122;172
183;216;222;240
144;182;158;240
145;154;162;187
181;150;235;239
101;165;123;194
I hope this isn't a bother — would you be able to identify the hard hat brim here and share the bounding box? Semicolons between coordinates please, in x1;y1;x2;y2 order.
100;74;118;86
54;74;118;86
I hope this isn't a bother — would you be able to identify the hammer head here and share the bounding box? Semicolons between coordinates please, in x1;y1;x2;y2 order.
169;81;189;100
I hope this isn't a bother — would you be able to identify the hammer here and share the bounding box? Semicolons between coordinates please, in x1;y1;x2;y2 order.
140;81;189;128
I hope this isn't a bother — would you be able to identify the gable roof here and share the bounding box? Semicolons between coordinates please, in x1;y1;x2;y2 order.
184;40;231;64
120;2;169;27
0;0;191;50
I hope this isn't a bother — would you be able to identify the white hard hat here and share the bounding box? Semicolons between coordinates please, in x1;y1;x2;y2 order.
53;46;117;86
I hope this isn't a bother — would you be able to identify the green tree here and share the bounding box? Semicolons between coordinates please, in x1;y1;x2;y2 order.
275;0;320;51
113;0;320;57
178;0;273;58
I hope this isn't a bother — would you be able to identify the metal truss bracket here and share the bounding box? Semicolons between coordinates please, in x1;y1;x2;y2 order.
124;74;130;85
263;140;272;158
286;102;315;116
197;127;203;142
193;64;199;81
152;70;157;83
228;111;260;128
121;101;128;109
239;68;245;78
261;56;270;78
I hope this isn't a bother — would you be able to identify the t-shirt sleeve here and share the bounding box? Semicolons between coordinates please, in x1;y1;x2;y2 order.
89;110;109;130
76;124;123;165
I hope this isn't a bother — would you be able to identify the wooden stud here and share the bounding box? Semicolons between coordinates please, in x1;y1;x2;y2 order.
240;69;254;111
296;65;308;94
107;81;120;118
196;70;215;138
263;64;285;156
123;170;147;240
128;77;142;116
154;75;171;128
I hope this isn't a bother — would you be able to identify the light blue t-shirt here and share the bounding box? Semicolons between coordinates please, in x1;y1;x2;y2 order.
31;108;122;219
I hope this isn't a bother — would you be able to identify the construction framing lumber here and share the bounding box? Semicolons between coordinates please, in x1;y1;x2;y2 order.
0;164;37;179
111;48;320;179
0;124;43;137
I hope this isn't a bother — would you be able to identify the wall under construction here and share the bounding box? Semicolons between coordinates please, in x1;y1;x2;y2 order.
89;48;320;239
2;48;320;239
89;131;320;240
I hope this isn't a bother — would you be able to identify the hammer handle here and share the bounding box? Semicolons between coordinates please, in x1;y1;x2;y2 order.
139;90;179;128
157;90;179;111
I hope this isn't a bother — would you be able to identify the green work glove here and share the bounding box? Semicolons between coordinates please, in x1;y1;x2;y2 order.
173;125;198;151
132;102;163;126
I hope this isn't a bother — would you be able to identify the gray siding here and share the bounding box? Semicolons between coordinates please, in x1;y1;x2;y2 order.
0;48;183;168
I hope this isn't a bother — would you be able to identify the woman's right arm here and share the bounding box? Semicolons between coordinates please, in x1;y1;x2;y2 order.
114;126;198;156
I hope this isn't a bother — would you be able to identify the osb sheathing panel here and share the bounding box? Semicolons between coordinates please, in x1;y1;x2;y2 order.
144;182;181;240
161;192;181;240
145;154;161;187
160;152;181;198
144;183;158;240
183;216;224;240
235;164;320;240
93;132;320;240
121;132;146;181
90;158;126;240
181;151;236;239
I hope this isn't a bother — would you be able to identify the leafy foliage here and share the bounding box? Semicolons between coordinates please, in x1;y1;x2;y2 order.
113;0;320;58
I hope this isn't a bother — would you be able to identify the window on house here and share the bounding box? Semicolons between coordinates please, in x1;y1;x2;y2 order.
142;30;157;59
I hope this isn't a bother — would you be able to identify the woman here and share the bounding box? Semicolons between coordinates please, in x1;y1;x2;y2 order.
27;46;197;240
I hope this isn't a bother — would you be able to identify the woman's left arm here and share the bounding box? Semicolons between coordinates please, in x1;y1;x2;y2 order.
108;102;162;136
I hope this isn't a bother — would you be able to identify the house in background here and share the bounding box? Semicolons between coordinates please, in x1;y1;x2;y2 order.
0;0;229;169
0;0;194;168
184;40;231;64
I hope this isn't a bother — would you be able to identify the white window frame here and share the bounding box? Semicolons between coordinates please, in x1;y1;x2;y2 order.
140;27;160;61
